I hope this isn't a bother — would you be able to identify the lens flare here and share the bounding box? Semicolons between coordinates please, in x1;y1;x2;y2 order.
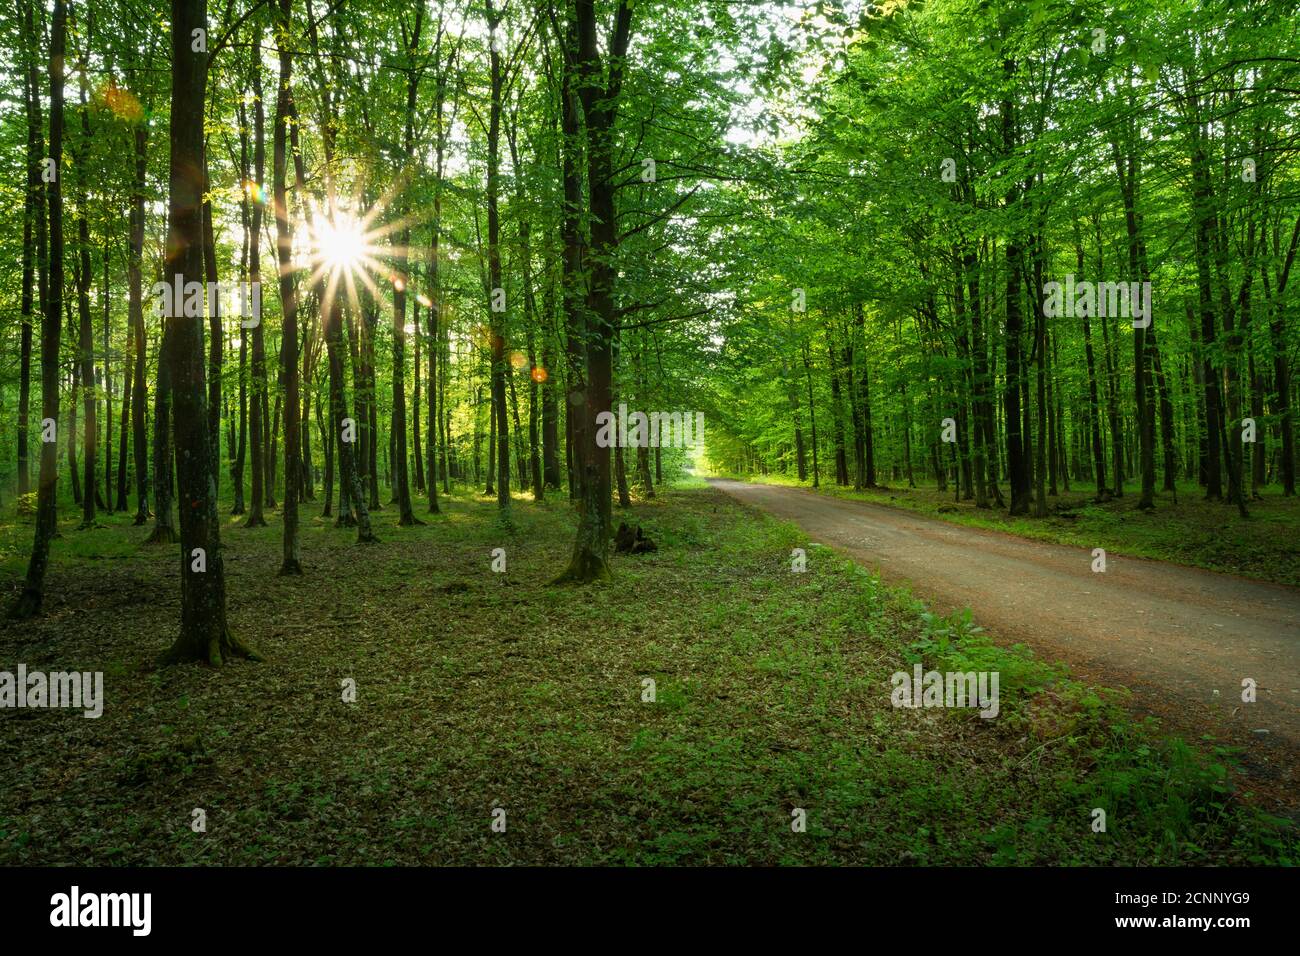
317;215;367;272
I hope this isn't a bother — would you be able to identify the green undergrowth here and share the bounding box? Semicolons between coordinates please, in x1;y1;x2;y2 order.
0;481;1293;864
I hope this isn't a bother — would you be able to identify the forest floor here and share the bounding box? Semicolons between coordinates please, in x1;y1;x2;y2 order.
0;480;1295;865
716;472;1300;587
711;478;1300;816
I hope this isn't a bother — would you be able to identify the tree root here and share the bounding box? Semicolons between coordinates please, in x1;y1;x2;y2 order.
8;588;42;620
550;549;611;585
160;627;262;667
143;524;179;545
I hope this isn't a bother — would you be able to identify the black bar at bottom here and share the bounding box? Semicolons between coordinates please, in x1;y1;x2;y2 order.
0;865;1291;941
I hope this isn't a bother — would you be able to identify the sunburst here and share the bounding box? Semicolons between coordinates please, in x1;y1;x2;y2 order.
296;184;427;323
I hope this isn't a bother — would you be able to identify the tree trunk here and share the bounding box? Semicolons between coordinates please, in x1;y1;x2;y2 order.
273;0;303;572
391;22;423;528
803;340;820;488
114;274;131;512
16;0;42;500
554;0;634;583
541;292;561;490
245;33;269;527
131;119;150;524
75;75;96;529
486;4;511;515
10;0;64;619
202;166;222;497
1002;70;1030;516
1265;214;1299;495
161;0;256;665
827;337;849;486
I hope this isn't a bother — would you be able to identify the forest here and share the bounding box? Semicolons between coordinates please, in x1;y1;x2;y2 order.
0;0;1298;873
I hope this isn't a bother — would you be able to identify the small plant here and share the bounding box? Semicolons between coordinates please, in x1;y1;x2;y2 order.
909;607;983;658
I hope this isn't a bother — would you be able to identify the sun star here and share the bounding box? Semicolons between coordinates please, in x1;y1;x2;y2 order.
317;214;367;272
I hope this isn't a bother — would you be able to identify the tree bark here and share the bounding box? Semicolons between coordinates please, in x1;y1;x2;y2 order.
74;71;97;529
245;30;269;527
554;0;634;583
273;0;303;572
10;0;64;619
161;0;256;665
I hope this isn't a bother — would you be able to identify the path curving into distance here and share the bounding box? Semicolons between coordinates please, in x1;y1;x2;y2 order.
709;478;1300;806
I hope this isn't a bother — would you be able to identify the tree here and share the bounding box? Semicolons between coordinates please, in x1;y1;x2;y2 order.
273;0;303;574
553;0;635;583
160;0;256;665
10;0;66;620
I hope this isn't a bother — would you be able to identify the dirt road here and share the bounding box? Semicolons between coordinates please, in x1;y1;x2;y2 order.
710;479;1300;802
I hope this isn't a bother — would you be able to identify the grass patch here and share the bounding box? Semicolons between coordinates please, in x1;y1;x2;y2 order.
0;482;1293;864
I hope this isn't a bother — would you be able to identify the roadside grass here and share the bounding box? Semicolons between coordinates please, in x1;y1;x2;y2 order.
714;472;1300;587
0;481;1294;864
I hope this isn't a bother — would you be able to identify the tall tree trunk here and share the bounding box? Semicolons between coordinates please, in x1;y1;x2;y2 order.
267;389;280;508
231;97;250;516
115;313;132;512
555;0;634;582
1078;244;1109;499
803;340;820;488
11;0;64;619
147;324;179;543
486;2;510;515
161;0;256;664
318;386;333;516
1001;68;1030;516
131;123;150;524
485;387;495;495
18;0;42;499
827;336;849;486
785;356;807;480
1187;92;1225;502
245;32;269;527
613;389;631;507
75;74;96;529
1111;137;1155;510
391;17;423;527
69;318;81;506
556;38;584;502
1265;214;1299;495
413;301;424;493
273;0;303;572
965;247;999;507
202;166;222;498
1032;244;1048;517
508;117;544;503
426;70;448;511
541;286;561;490
850;303;876;488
